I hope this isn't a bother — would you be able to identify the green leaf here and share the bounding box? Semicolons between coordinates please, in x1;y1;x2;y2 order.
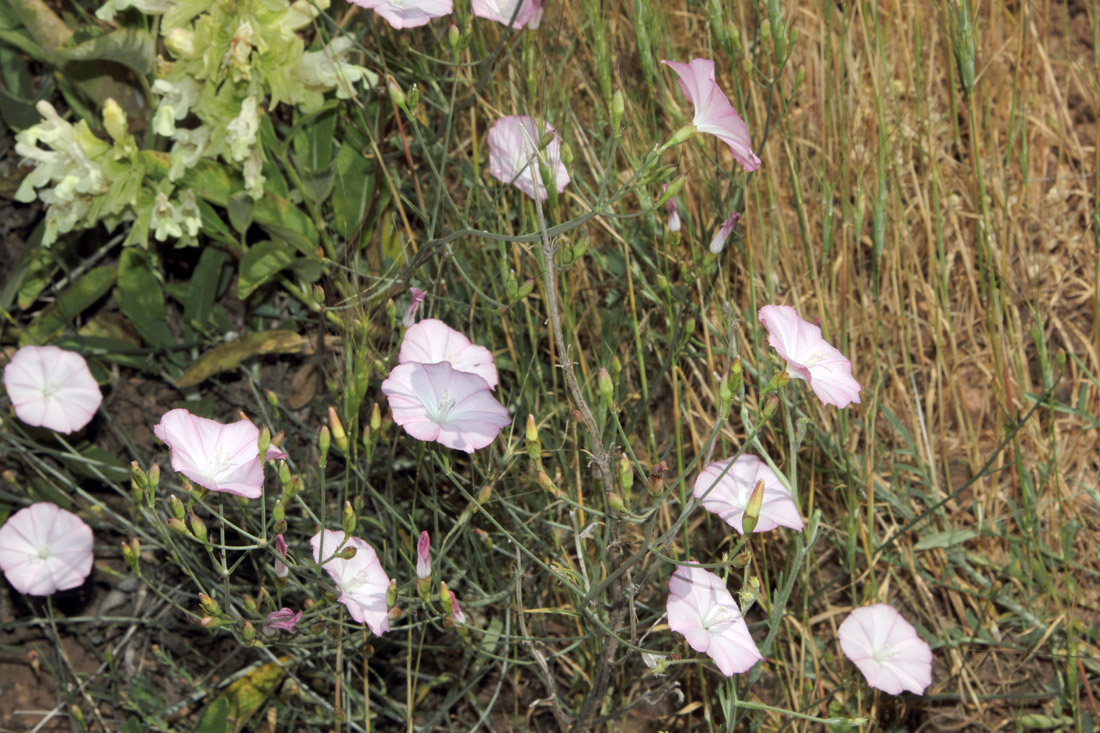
331;143;375;241
177;331;305;388
226;192;254;234
117;248;174;350
182;248;228;337
914;528;979;551
24;265;114;342
292;153;335;206
292;104;337;169
57;28;155;78
193;697;229;733
60;443;130;483
238;239;294;299
200;661;285;733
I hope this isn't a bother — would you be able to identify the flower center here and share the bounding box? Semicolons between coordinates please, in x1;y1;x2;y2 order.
431;391;457;424
40;381;61;400
36;543;52;561
204;445;237;480
801;351;828;368
871;643;899;664
701;603;734;632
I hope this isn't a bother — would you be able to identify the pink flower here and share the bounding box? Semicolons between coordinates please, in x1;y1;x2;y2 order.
451;592;466;625
472;0;543;29
661;59;760;172
416;530;431;580
381;361;510;453
838;604;933;695
0;503;94;596
153;409;288;499
350;0;452;29
402;288;427;328
274;533;288;579
487;115;570;202
709;211;740;254
399;319;498;389
311;529;391;636
667;566;762;676
694;455;802;534
4;345;102;433
263;607;302;636
758;305;862;408
662;184;681;232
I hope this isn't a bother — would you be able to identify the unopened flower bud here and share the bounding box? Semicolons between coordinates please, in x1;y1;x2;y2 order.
666;124;697;148
256;425;271;463
525;415;541;462
386;579;398;608
328;406;348;453
405;84;420;113
148;463;160;494
242;620;256;642
536;471;557;496
761;395;780;423
318;425;331;464
610;355;622;378
189;512;208;543
448;24;461;54
167;517;192;537
370;403;382;432
121;540;138;571
131;462;147;504
336;546;358;560
199;592;221;615
165;27;200;58
606;492;625;513
387;78;407;111
278;461;291;486
339;502;355;535
611;89;625;132
560;142;573;167
732;550;752;568
741;479;765;534
243;595;257;613
402;287;426;328
477;485;492;505
265;389;279;413
439;581;454;614
451;593;466;625
598;367;614;407
103;98;127;143
618;453;633;501
729;357;743;398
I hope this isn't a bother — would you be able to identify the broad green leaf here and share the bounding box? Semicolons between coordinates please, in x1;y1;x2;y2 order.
57;335;148;369
24;265;114;342
60;443;130;483
331;143;375;242
193;697;229;733
238;239;294;299
0;83;41;130
120;718;144;733
202;661;285;733
117;248;174;350
5;222;52;310
57;28;155;78
914;528;979;551
292;104;337;169
177;331;306;388
182;248;228;337
226;192;254;234
291;153;335;205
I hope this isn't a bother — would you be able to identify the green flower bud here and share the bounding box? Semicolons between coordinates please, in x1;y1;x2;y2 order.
606;492;626;513
387;78;407;111
370;403;382;432
169;494;186;521
665;124;697;149
328;406;348;454
741;479;765;534
167;517;192;537
761;395;780;423
242;620;256;642
318;425;331;466
611;89;625;133
618;453;633;501
189;512;208;543
103;98;127;144
279;461;291;487
336;546;358;560
656;175;687;208
131;462;147;505
342;501;356;534
405;84;420;114
199;592;221;616
536;471;557;496
598;367;614;407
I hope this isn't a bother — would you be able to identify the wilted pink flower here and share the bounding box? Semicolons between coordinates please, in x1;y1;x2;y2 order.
0;503;94;596
667;565;762;676
399;319;498;389
416;530;431;580
487;115;570;202
351;0;452;28
472;0;542;28
451;592;466;625
708;211;740;254
661;59;760;172
311;529;391;636
662;184;681;232
694;455;802;534
381;361;510;453
274;533;289;579
402;288;427;328
153;409;287;499
263;607;302;636
4;345;102;433
758;305;862;408
838;604;933;695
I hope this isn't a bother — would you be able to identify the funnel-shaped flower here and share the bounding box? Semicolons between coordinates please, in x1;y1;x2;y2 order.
153;409;287;499
381;361;510;453
838;604;933;695
694;455;803;534
472;0;542;28
0;503;94;595
416;531;431;580
488;116;570;201
399;319;498;389
311;529;390;636
349;0;451;29
758;305;861;408
667;566;762;676
661;59;760;172
402;287;427;328
4;345;103;434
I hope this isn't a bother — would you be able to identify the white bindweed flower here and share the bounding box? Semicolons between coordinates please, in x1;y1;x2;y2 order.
838;604;933;695
0;503;94;596
4;345;103;433
311;529;391;636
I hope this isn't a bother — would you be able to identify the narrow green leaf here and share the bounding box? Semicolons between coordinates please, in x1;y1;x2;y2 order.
331;143;375;241
914;528;979;551
238;239;294;299
24;265;114;342
182;247;228;336
117;248;174;349
57;28;155;78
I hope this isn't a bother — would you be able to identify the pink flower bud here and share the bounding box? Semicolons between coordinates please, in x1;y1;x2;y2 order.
263;607;302;636
402;288;427;328
274;533;288;579
416;530;431;580
661;184;681;232
709;211;741;254
451;593;466;625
